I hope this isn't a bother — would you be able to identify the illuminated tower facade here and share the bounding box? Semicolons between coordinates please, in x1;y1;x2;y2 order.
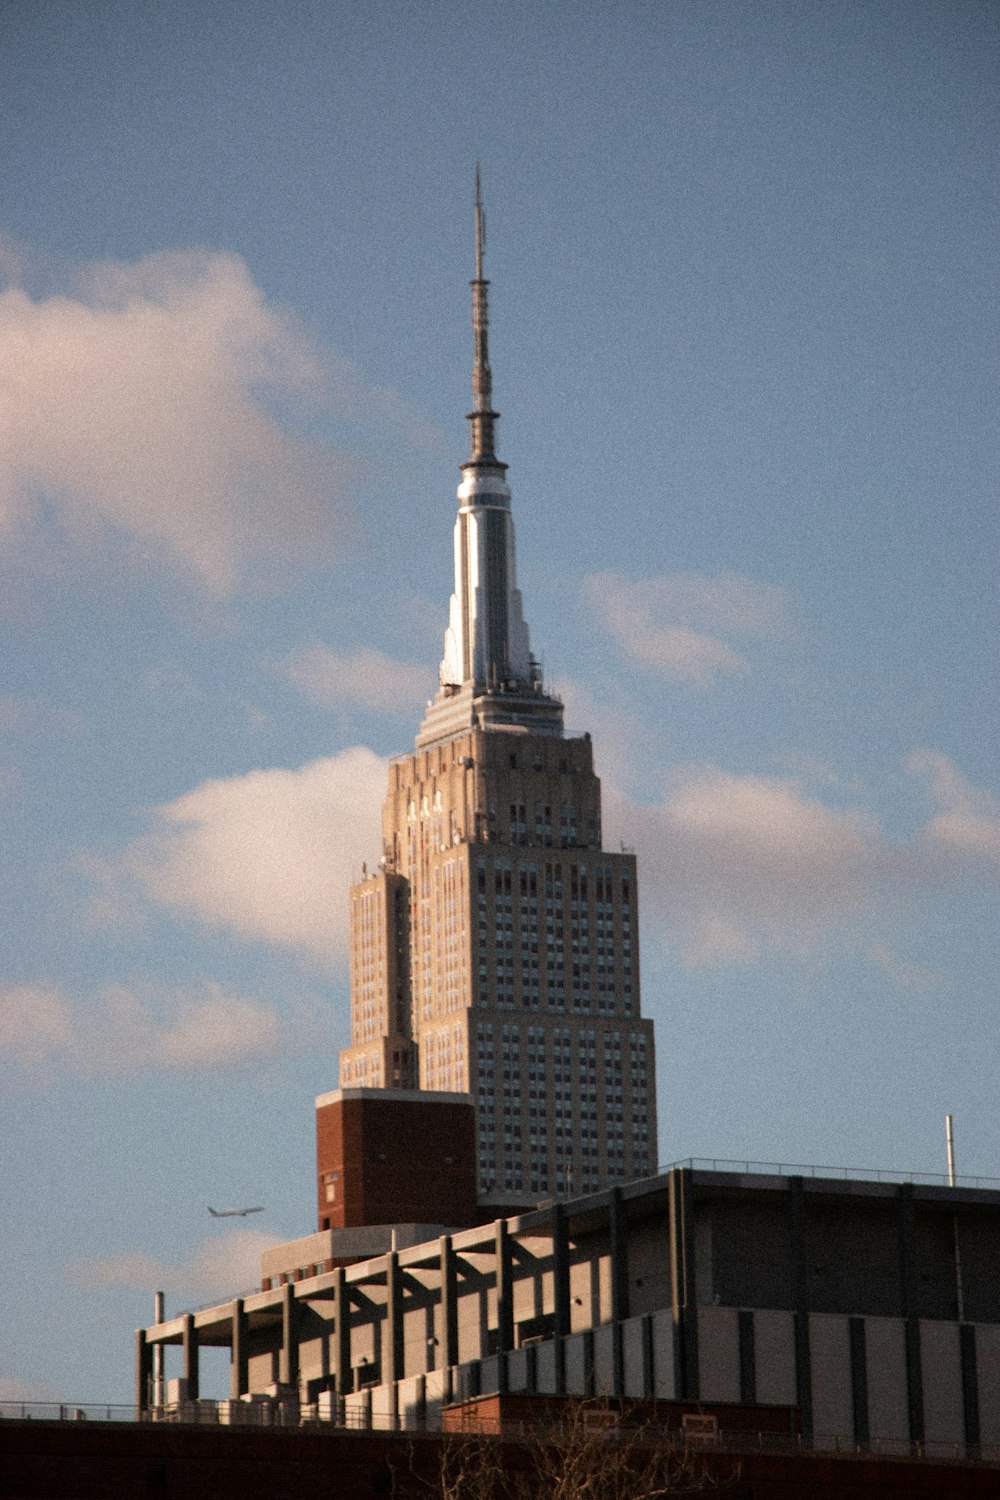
340;180;658;1209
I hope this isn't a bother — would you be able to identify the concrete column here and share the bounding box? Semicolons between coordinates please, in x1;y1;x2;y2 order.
609;1187;628;1396
609;1187;629;1323
641;1315;655;1398
333;1266;352;1396
385;1251;404;1385
897;1183;925;1444
181;1313;199;1402
152;1292;165;1407
552;1203;570;1395
848;1316;869;1448
668;1167;698;1399
440;1236;459;1369
279;1283;299;1388
960;1323;980;1454
738;1309;756;1406
495;1219;514;1394
135;1329;152;1413
230;1299;248;1399
789;1175;812;1438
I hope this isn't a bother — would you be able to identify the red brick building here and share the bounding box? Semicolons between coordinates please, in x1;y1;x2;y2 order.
315;1087;479;1232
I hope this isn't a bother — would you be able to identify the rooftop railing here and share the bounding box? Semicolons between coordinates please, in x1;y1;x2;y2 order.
2;1399;999;1464
669;1157;1000;1190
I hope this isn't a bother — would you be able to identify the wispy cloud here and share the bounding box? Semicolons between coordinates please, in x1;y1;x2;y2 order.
585;570;793;683
279;642;433;716
557;675;669;793
0;691;83;735
0;249;442;595
0;981;281;1076
865;945;949;993
606;765;886;964
605;752;999;968
97;748;386;965
71;1228;281;1301
907;749;1000;872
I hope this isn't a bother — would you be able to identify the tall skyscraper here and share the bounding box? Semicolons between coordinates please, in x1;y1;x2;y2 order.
339;180;657;1210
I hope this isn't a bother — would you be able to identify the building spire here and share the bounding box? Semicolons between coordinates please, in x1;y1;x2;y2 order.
467;164;504;470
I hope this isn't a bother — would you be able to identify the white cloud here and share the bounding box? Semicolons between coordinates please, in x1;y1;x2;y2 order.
110;748;387;964
280;643;433;716
0;984;76;1067
71;1229;281;1301
0;249;438;594
866;945;949;993
0;981;280;1075
907;749;1000;871
0;690;83;735
605;766;888;965
557;676;668;793
586;570;792;683
605;752;999;968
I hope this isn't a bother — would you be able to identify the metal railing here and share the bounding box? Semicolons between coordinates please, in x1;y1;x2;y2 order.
0;1402;138;1423
3;1400;999;1464
671;1158;1000;1191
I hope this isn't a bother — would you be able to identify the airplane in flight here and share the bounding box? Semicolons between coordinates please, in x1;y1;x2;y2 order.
207;1205;265;1218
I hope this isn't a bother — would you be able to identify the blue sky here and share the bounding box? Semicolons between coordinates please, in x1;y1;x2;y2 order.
1;0;997;1403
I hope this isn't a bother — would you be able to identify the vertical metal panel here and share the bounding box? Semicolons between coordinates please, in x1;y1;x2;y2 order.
864;1316;909;1447
809;1314;853;1447
697;1306;740;1403
621;1315;648;1397
563;1330;588;1395
974;1325;1000;1446
535;1338;558;1394
921;1319;965;1448
754;1310;797;1406
652;1310;676;1400
592;1324;615;1394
